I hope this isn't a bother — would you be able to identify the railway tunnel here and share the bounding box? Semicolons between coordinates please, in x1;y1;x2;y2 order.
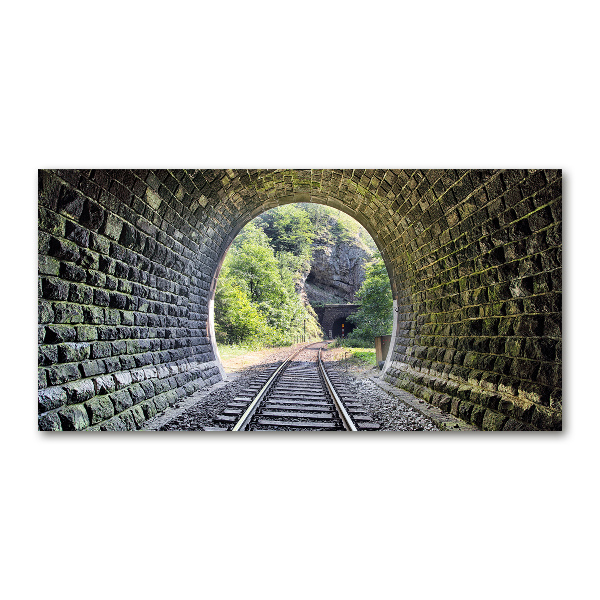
38;169;562;431
331;316;355;339
313;304;360;339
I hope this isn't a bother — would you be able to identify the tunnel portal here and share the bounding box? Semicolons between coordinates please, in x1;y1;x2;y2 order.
331;316;355;339
313;304;360;339
38;169;562;431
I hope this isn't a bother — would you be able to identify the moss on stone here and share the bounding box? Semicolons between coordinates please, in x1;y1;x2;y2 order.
482;410;508;431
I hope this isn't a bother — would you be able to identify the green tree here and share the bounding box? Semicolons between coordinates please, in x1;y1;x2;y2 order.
347;255;393;345
215;221;321;346
256;204;314;257
226;223;284;305
214;283;273;344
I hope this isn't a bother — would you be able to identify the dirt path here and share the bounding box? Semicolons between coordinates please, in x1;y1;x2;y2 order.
220;343;307;373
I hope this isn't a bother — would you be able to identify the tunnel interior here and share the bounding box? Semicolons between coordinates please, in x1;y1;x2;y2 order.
38;169;562;431
331;316;355;338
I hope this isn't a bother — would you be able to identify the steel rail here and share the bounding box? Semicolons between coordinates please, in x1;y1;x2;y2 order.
318;348;358;432
231;343;316;431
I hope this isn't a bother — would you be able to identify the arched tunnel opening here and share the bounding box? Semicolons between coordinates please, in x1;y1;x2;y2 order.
331;316;356;339
38;169;562;431
211;201;390;360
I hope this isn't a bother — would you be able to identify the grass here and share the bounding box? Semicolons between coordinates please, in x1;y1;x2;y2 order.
349;349;377;366
216;343;264;361
335;345;377;367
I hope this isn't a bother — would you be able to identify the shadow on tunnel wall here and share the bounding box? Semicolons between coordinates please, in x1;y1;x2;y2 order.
38;169;562;431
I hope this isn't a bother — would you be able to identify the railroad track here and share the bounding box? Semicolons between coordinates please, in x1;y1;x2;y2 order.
214;342;379;431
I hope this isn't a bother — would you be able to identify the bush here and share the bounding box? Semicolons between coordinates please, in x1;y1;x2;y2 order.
347;255;393;345
215;222;321;347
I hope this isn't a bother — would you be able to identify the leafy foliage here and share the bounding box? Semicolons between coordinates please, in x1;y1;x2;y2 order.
302;203;378;253
346;254;393;345
256;204;314;257
222;224;283;305
215;222;320;346
215;203;388;348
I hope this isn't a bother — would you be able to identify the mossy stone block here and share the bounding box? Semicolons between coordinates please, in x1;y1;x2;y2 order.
482;410;508;431
38;387;67;413
110;389;133;413
39;411;62;431
100;417;127;431
85;397;115;425
58;404;90;431
470;405;486;429
63;379;95;405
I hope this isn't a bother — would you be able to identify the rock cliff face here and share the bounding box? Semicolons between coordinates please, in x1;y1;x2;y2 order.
302;223;372;304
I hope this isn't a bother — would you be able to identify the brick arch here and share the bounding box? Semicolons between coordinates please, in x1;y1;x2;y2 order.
38;169;562;431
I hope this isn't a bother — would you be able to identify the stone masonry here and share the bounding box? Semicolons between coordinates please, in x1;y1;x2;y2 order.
313;304;360;338
38;169;562;431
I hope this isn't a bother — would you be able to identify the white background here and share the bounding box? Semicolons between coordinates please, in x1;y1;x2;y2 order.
1;1;597;599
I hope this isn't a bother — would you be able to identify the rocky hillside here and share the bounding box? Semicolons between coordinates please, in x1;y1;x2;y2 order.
302;213;374;305
251;203;377;307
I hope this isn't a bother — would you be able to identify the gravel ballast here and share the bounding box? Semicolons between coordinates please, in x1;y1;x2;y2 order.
142;346;297;431
141;344;469;431
323;361;440;431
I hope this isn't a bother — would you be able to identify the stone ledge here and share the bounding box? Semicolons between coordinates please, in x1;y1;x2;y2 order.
140;374;239;431
370;376;479;431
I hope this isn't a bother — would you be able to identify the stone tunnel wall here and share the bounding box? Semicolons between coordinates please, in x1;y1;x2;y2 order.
384;170;562;431
313;304;360;336
37;170;223;431
38;169;562;431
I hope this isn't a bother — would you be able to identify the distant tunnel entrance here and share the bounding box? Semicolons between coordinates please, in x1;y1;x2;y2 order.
332;316;356;338
312;304;361;339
